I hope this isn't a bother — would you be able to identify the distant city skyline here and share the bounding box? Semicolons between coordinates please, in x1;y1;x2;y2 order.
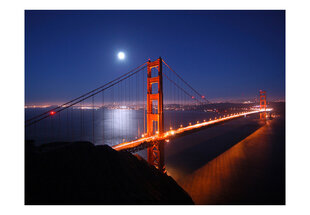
25;10;285;105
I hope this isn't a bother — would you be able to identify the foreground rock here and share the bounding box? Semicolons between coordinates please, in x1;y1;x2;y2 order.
25;141;194;205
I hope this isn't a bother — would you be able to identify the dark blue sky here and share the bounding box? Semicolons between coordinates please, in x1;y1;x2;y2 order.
25;10;285;104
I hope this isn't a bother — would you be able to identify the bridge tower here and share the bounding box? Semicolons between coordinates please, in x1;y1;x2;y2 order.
146;57;165;173
259;90;267;119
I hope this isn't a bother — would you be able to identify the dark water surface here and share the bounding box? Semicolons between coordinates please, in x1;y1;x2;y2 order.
164;114;285;204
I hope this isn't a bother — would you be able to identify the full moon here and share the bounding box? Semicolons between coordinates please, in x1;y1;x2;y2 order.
118;52;125;60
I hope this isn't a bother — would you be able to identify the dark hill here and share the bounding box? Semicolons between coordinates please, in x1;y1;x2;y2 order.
25;141;194;205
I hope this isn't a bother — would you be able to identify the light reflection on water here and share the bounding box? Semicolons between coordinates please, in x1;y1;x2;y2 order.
25;108;219;147
165;118;285;204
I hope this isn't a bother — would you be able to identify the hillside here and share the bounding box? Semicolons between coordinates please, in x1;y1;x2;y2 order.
25;141;194;205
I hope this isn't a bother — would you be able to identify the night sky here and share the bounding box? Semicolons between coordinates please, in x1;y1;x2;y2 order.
25;10;285;104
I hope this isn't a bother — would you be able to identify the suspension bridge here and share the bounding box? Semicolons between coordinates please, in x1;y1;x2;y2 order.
25;57;270;173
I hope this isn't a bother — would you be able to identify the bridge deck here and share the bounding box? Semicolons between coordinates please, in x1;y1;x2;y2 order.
112;109;270;152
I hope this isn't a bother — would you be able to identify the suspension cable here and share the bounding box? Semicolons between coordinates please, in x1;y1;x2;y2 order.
162;59;210;103
162;73;203;105
26;65;147;127
26;62;147;123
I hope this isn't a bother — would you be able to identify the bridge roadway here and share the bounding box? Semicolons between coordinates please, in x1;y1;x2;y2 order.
112;109;271;152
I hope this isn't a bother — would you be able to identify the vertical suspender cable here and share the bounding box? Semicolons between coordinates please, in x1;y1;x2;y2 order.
92;95;95;144
143;67;145;135
71;106;73;141
136;70;138;139
66;108;69;141
51;116;53;142
102;91;104;144
80;102;82;139
58;111;60;141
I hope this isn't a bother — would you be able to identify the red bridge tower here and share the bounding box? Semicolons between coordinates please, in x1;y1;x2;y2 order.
260;90;267;119
146;57;165;173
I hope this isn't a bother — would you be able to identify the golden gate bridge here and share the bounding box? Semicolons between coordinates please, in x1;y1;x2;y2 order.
25;57;270;173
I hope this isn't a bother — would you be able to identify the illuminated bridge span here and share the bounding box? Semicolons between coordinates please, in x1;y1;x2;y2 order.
26;57;270;173
112;109;269;152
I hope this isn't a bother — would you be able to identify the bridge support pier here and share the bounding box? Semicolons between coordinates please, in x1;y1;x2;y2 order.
147;140;165;172
146;57;166;173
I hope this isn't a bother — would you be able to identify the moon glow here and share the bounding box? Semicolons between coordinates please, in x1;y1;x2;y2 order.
118;52;125;60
